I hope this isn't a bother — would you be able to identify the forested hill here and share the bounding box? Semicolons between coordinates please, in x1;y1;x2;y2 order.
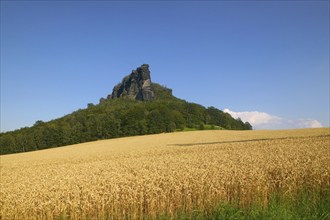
0;65;252;155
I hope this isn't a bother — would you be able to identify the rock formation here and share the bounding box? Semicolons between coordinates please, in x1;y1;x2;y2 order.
108;64;154;101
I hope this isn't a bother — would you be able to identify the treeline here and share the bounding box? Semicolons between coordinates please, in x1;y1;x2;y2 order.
0;84;252;155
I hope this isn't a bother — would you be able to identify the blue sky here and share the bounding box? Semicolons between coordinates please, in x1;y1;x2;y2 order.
1;1;329;131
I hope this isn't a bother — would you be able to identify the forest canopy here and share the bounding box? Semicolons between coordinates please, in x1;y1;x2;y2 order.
0;83;252;155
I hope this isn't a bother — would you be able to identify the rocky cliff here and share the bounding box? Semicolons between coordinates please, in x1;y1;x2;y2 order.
108;64;155;101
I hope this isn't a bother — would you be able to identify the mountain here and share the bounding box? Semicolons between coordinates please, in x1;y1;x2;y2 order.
107;64;154;101
0;64;252;154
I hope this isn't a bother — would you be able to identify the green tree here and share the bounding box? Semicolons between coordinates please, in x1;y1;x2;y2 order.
0;134;16;154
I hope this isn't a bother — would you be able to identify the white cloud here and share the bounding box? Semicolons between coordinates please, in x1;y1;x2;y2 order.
292;119;323;128
223;108;323;130
223;109;282;125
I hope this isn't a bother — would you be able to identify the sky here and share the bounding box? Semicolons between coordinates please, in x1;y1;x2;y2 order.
1;0;329;131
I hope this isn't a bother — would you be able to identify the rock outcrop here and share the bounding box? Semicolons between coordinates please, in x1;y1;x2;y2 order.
108;64;154;101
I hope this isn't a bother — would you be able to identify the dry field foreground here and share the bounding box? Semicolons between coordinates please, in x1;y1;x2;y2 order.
1;128;329;219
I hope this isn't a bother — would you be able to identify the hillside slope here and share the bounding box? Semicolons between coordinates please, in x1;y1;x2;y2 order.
0;65;252;155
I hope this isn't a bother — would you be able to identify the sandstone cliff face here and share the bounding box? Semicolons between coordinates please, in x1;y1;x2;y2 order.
109;64;154;101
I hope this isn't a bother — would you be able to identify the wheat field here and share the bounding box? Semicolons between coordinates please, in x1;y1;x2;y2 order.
0;128;329;219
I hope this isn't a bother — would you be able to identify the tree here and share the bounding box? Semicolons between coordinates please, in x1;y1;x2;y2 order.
0;134;16;154
34;120;44;126
147;109;163;134
244;122;253;130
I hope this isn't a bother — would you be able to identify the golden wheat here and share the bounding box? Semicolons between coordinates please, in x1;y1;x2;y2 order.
1;128;329;219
